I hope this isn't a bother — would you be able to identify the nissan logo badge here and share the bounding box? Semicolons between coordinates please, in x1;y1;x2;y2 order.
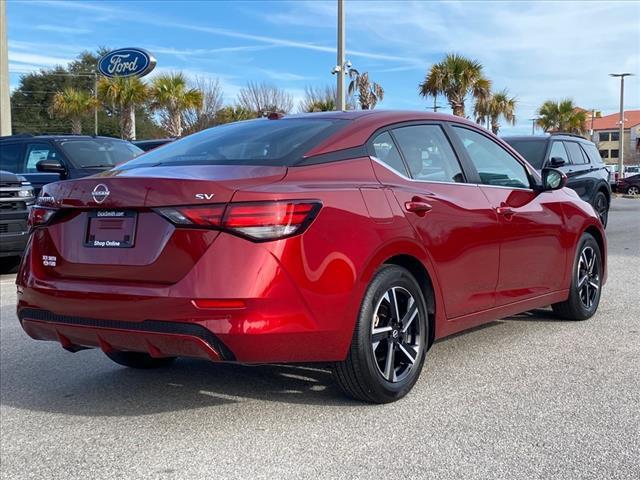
91;184;110;204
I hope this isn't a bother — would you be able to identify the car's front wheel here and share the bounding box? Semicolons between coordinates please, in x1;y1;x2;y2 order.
333;265;428;403
552;232;602;320
105;350;176;369
627;185;639;196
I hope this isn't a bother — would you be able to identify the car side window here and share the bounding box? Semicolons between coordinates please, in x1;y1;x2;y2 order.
371;131;408;176
0;143;25;173
583;144;603;164
451;126;530;189
24;143;59;172
391;125;464;183
549;141;570;165
564;142;588;165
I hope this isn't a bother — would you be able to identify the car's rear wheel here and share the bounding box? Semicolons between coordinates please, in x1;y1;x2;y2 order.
333;265;428;403
105;350;176;369
592;191;609;227
627;185;639;196
552;232;602;320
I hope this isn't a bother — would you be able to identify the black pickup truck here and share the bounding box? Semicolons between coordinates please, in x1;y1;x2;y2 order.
0;170;34;258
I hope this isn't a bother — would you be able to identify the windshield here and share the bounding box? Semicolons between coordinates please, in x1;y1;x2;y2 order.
504;139;547;170
118;118;345;169
59;138;143;168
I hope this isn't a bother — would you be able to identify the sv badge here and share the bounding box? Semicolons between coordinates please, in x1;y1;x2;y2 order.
195;193;215;200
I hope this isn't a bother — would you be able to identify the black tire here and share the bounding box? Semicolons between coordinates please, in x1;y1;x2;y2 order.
105;350;176;369
332;264;428;403
592;191;609;228
552;232;602;320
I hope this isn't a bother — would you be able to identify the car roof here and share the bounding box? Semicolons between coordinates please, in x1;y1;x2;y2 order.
503;134;593;144
0;135;127;142
292;110;479;156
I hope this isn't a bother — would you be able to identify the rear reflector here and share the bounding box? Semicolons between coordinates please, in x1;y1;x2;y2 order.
192;299;246;309
155;201;321;241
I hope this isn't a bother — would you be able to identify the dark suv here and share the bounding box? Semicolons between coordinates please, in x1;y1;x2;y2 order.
0;135;143;195
0;170;34;258
504;134;611;227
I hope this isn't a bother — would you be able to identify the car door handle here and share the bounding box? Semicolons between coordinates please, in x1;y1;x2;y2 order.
496;206;515;217
405;198;432;216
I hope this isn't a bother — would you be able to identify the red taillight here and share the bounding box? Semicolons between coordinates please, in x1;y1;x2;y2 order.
28;206;57;230
191;299;246;309
155;201;321;241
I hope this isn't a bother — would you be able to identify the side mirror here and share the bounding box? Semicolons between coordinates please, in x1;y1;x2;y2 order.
549;157;566;167
36;159;66;175
541;168;567;191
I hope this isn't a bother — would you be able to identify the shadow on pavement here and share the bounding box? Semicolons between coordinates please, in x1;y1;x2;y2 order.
0;352;360;417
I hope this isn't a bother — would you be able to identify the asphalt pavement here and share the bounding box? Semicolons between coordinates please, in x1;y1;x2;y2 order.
1;198;638;480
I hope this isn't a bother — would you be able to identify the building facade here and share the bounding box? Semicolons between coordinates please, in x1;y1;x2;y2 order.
589;110;640;166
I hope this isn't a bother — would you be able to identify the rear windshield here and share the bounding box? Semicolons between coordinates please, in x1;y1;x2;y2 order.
504;139;547;169
119;118;345;169
59;138;143;168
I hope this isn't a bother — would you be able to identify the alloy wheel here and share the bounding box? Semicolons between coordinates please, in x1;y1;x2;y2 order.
594;194;608;225
577;246;599;310
628;186;639;196
371;286;422;383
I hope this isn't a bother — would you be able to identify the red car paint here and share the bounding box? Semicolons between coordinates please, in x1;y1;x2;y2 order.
16;111;606;364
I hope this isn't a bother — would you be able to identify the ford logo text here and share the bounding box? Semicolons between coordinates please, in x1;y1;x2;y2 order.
98;48;156;78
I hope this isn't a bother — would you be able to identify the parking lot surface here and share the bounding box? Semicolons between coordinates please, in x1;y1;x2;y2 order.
1;198;638;480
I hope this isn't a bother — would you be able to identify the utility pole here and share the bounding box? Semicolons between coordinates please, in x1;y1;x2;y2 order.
335;0;346;111
0;0;11;136
528;118;538;135
426;96;442;112
610;73;633;178
93;72;98;136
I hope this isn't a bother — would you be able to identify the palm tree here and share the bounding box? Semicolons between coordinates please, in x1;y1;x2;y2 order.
474;89;517;134
215;106;258;125
347;69;384;110
149;73;204;137
97;76;148;141
537;99;587;134
49;87;98;134
419;53;491;117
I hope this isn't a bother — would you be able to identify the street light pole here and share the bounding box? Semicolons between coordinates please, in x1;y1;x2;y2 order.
336;0;346;111
609;73;633;178
0;0;12;136
94;73;98;136
528;118;538;135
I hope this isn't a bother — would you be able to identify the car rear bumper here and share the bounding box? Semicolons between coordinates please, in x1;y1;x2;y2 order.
18;308;233;361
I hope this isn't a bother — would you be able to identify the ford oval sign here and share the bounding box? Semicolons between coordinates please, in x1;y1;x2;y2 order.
98;48;156;78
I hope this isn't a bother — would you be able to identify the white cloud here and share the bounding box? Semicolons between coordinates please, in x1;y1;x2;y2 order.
34;24;91;34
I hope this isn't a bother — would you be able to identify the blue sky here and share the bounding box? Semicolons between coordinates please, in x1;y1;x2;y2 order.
7;0;640;134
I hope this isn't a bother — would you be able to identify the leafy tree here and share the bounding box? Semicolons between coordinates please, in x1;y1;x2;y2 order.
49;87;98;134
299;85;355;112
347;69;384;110
98;76;148;140
474;89;517;134
537;99;587;134
10;49;161;138
182;76;224;135
214;106;258;125
419;53;491;117
237;82;293;116
150;72;204;137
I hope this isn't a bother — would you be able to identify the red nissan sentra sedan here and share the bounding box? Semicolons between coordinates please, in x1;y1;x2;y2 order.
17;111;606;403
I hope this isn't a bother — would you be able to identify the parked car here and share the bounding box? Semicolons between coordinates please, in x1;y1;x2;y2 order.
18;111;606;403
133;138;175;152
0;135;143;195
0;170;34;258
617;173;640;195
503;134;611;226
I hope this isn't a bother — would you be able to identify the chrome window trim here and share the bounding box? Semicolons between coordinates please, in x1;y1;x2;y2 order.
370;156;477;187
370;156;535;192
